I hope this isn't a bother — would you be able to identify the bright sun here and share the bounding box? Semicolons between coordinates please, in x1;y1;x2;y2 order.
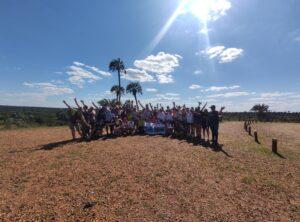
181;0;231;21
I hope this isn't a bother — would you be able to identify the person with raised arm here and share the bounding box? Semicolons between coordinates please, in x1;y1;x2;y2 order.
208;105;225;145
74;98;91;140
63;100;81;140
138;100;145;110
80;100;86;108
149;102;154;111
199;102;210;142
92;102;100;110
186;107;194;137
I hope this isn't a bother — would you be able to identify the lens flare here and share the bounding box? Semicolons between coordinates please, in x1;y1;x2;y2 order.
181;0;231;22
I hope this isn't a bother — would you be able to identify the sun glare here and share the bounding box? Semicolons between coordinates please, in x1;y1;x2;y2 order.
146;0;231;53
181;0;231;22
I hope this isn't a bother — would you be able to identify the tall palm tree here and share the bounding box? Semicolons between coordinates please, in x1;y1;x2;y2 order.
126;82;142;109
109;58;126;102
110;85;124;101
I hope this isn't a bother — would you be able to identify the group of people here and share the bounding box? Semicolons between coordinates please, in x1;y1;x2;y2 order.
63;98;225;145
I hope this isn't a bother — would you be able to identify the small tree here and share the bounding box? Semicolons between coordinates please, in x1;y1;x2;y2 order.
97;98;119;107
250;104;269;121
110;85;125;101
98;99;110;107
126;82;142;109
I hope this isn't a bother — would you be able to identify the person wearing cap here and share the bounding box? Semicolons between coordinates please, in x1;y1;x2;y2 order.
208;105;225;145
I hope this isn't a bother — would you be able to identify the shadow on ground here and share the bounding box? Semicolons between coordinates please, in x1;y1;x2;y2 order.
38;139;80;151
37;133;232;157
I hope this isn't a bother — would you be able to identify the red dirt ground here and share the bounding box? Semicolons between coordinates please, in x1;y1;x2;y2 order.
0;122;299;221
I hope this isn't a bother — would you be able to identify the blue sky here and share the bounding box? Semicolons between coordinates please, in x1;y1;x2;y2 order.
0;0;300;111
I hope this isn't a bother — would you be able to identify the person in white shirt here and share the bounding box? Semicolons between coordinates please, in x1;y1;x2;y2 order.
165;108;174;135
104;107;115;135
157;108;166;124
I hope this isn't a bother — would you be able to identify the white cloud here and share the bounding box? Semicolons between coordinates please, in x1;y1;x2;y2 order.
194;70;203;75
219;48;244;63
133;52;181;84
73;61;85;67
66;65;101;88
65;61;111;88
156;74;174;84
139;93;180;107
203;46;225;59
146;88;158;92
249;92;300;111
122;68;155;82
73;61;111;77
204;85;240;92
248;95;300;112
23;82;73;95
165;93;179;96
189;84;202;90
198;28;212;34
85;65;111;77
0;92;49;106
202;46;243;63
134;52;181;74
260;92;294;98
208;91;250;98
294;36;300;41
51;80;64;84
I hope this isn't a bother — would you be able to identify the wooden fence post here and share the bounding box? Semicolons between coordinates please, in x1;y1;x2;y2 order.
254;131;258;143
248;126;252;136
272;138;278;153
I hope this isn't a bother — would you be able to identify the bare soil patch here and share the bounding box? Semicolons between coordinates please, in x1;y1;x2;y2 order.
0;122;299;221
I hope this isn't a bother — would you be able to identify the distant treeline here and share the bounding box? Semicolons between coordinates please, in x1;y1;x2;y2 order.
0;106;299;129
0;105;68;128
222;112;300;123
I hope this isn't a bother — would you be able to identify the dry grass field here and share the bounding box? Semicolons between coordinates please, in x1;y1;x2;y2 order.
0;122;299;221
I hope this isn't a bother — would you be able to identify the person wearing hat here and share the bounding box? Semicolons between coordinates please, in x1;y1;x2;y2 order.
208;105;225;145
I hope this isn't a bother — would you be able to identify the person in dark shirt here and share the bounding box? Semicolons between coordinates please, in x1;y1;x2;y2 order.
202;109;210;142
208;105;225;145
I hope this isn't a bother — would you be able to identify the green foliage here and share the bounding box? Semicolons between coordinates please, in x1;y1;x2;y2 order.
97;99;119;107
250;104;270;121
0;105;68;129
111;85;125;100
126;82;142;96
251;104;269;113
222;112;300;122
126;82;142;107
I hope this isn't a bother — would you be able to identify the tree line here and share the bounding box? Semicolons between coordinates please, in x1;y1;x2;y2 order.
1;105;299;129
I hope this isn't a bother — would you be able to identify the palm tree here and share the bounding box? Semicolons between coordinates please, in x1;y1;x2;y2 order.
98;99;110;107
109;58;126;102
126;82;142;109
110;85;125;101
250;104;270;121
